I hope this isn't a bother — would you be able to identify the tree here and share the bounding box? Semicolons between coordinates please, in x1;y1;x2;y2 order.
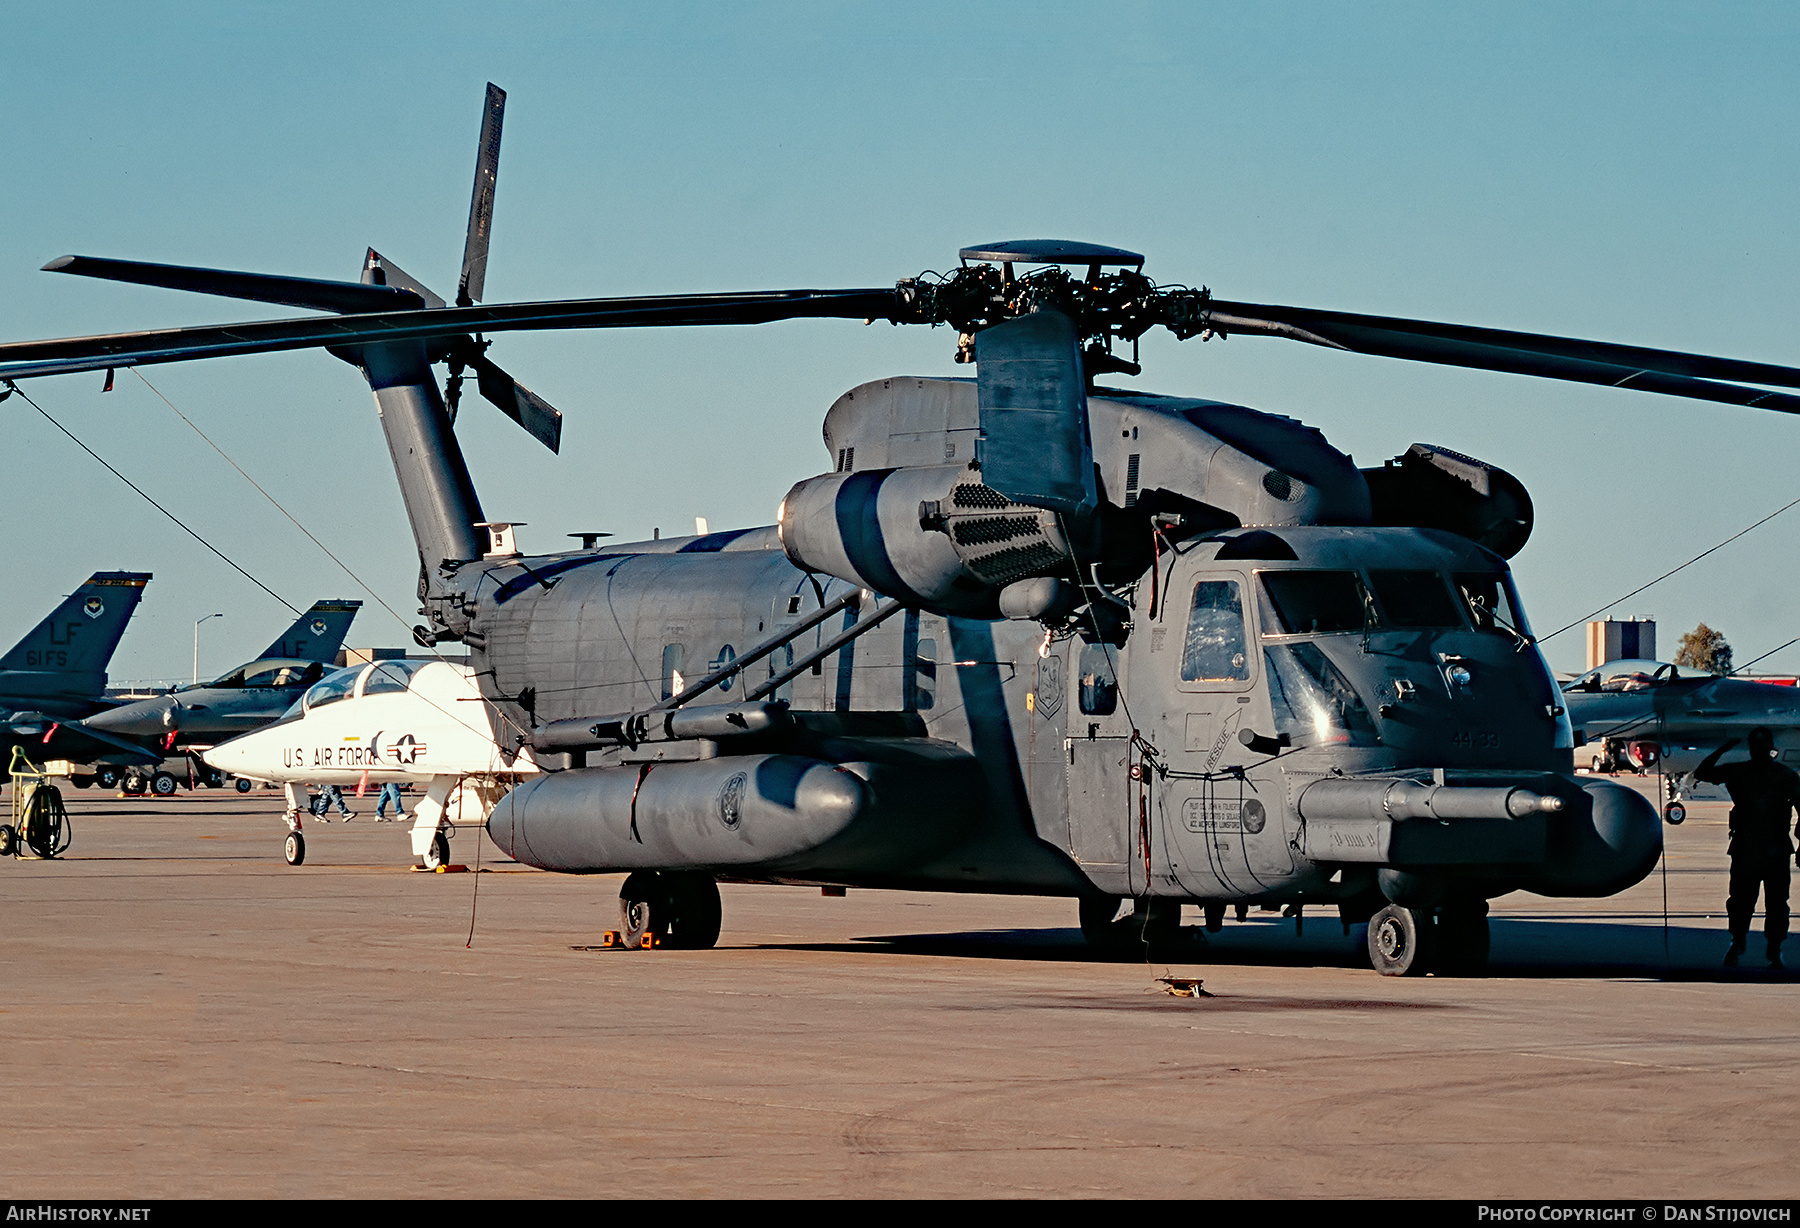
1675;623;1733;675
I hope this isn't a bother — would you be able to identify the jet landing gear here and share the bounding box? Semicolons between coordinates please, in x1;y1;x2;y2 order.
619;871;722;950
421;827;451;870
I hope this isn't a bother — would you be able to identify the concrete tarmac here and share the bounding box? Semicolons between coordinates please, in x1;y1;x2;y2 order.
0;778;1795;1199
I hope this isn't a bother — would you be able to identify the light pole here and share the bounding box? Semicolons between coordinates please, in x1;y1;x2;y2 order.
193;613;224;686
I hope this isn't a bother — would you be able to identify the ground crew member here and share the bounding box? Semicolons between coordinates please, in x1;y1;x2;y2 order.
1694;727;1800;967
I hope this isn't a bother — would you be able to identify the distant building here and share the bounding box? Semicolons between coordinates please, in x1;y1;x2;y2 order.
1586;619;1655;670
336;647;408;668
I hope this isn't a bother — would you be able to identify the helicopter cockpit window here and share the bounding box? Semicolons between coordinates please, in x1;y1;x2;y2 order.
1367;570;1462;628
360;658;424;697
301;666;363;712
1181;580;1250;682
1258;571;1367;635
1265;642;1380;746
1078;642;1119;715
1455;572;1532;640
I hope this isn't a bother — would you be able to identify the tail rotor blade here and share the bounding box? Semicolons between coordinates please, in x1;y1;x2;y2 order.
458;83;506;308
366;249;445;310
471;351;562;453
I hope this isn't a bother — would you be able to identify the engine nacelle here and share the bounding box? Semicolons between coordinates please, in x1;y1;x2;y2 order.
779;463;1076;616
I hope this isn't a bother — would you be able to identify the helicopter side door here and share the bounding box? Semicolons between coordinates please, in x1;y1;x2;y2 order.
1152;569;1295;897
1065;639;1137;897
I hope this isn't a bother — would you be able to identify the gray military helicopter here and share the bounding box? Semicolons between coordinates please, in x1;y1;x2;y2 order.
0;570;163;774
10;85;1800;973
75;598;361;794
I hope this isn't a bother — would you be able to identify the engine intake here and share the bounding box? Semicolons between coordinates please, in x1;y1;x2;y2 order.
780;464;1075;615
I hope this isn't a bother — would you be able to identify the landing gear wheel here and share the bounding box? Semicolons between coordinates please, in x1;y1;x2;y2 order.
1436;902;1491;974
1664;801;1687;825
620;871;661;947
72;776;93;790
122;775;146;795
150;771;178;797
284;831;306;866
235;777;254;793
0;825;15;857
95;766;120;790
1368;903;1434;976
422;829;450;870
618;871;723;949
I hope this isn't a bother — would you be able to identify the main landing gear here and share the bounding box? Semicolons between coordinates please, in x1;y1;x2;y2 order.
1366;901;1490;976
619;871;723;950
1077;894;1181;949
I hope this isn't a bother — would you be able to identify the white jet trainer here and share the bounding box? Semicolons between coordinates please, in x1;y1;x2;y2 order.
204;658;538;868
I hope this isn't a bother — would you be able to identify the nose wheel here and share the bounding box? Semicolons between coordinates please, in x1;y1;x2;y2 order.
421;828;451;870
1368;904;1434;976
284;830;306;866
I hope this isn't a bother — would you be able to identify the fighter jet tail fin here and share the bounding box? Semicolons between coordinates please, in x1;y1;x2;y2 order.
260;599;362;663
0;571;152;684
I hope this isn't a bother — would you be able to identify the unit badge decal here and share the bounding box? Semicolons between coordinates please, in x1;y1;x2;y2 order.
718;771;747;831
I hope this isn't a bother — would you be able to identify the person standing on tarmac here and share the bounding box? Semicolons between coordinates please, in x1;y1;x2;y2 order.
1694;727;1800;968
310;783;356;822
374;781;405;822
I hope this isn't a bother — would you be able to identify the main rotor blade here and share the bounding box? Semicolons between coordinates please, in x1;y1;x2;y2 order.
459;83;505;308
1204;299;1800;407
43;254;423;313
470;350;562;453
0;288;897;380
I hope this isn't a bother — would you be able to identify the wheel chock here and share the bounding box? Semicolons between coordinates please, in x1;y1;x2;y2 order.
573;931;657;953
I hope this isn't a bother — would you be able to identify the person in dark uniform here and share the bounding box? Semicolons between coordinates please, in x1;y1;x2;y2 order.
1694;727;1800;967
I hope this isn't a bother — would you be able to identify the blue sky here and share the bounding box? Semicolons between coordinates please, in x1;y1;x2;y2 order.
2;2;1798;678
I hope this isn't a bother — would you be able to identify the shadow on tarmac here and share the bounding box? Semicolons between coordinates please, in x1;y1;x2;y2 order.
757;917;1800;982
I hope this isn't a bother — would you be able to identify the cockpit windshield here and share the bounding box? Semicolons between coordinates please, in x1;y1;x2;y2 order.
1259;571;1368;635
202;659;327;690
1455;572;1533;642
360;658;425;696
1258;568;1525;638
301;665;363;712
1562;659;1716;692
